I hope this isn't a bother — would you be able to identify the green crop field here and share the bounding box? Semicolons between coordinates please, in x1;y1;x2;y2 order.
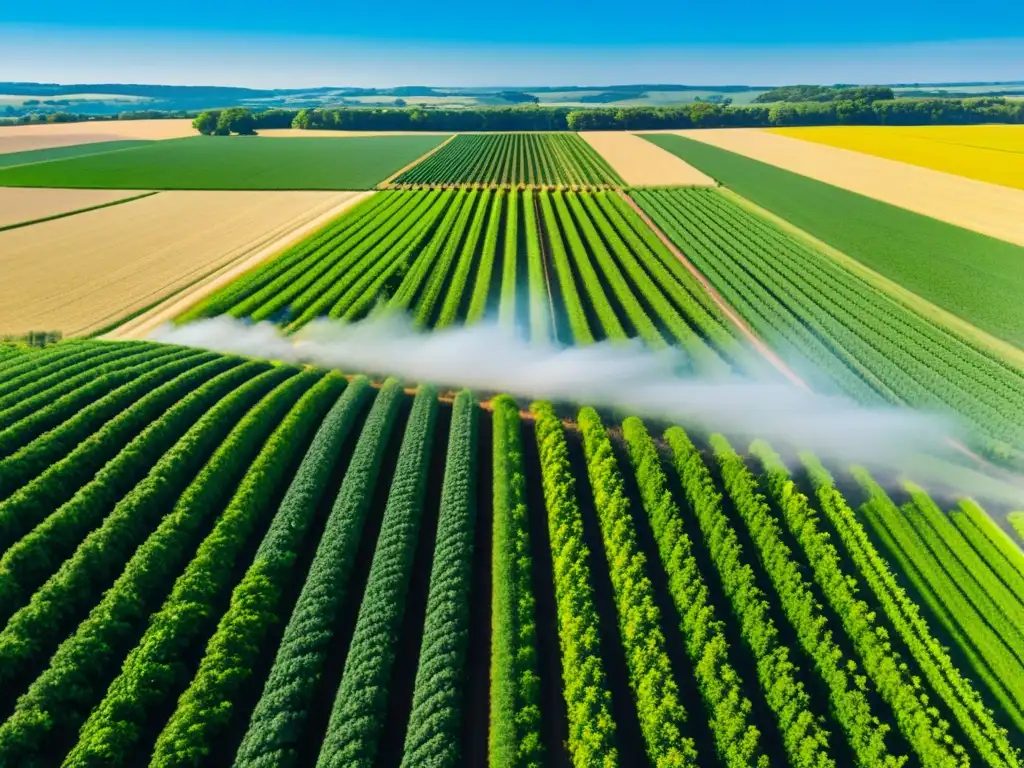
391;133;624;187
182;188;745;376
0;140;152;169
0;340;1020;767
632;187;1024;459
641;133;1024;348
3;110;1024;768
0;135;449;190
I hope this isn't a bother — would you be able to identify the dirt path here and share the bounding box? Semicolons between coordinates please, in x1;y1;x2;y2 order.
616;189;809;390
379;134;457;187
104;190;374;339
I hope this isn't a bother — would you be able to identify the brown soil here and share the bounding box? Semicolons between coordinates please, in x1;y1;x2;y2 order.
0;188;147;229
106;191;373;339
580;132;714;187
0;119;195;154
0;190;360;337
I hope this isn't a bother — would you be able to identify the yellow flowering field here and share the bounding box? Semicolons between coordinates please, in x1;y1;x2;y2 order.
769;124;1024;189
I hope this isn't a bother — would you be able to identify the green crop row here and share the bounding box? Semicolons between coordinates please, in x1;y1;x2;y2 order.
577;408;696;766
750;443;965;767
393;133;623;187
663;426;835;768
315;385;439;767
147;373;362;767
854;470;1024;729
65;371;343;767
634;187;1024;455
799;455;1021;766
621;417;766;768
489;395;544;768
233;377;401;768
0;367;310;764
401;390;478;767
531;401;618;767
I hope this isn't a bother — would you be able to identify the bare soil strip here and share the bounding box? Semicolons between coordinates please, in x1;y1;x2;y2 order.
616;190;810;389
580;132;715;186
0;188;152;229
107;191;374;339
379;134;457;188
0;119;195;154
0;190;360;337
666;128;1024;246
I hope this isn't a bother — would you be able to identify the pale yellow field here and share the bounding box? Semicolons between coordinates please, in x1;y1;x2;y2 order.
0;119;195;154
672;128;1024;246
0;190;358;337
769;125;1024;190
580;132;715;186
0;188;147;229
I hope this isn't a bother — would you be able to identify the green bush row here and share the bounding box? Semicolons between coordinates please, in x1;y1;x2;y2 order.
315;385;439;767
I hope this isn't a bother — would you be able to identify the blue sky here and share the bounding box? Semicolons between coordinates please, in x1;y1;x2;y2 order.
2;0;1023;87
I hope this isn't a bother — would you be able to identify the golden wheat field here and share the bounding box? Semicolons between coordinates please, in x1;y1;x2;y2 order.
769;125;1024;190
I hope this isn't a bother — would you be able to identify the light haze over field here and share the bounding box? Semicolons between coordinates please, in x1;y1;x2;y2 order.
2;0;1022;86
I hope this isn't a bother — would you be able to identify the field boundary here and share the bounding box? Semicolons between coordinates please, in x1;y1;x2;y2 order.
616;189;809;389
718;187;1024;373
378;134;457;188
0;191;158;234
104;190;375;339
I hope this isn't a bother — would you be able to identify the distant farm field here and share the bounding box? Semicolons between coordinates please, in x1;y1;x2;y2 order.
0;118;194;153
579;132;714;186
770;125;1024;190
641;132;1024;347
0;135;449;190
391;133;623;187
0;140;152;169
0;190;357;336
0;187;149;230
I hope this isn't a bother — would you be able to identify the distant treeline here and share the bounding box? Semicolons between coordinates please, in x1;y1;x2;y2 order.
279;97;1023;132
752;85;895;103
0;109;195;127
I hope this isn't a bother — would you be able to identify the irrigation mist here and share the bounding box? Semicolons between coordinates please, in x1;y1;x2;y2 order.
150;314;1024;506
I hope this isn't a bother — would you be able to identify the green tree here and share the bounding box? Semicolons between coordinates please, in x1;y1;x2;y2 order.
216;107;257;135
192;111;219;135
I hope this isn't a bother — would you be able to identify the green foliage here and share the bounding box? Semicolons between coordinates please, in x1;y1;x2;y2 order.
215;107;257;135
663;426;834;768
750;442;966;767
711;436;902;766
0;135;449;190
414;191;479;327
465;188;504;325
0;141;152;170
523;190;551;345
530;401;618;767
316;385;439;767
538;191;594;344
576;407;696;766
753;85;895;103
393;133;623;187
637;136;1024;350
1010;512;1024;544
192;110;218;135
401;390;478;767
147;373;363;767
0;351;223;543
949;500;1024;606
0;361;270;647
66;372;345;767
489;395;543;768
621;417;765;768
435;190;492;329
498;189;519;332
0;368;311;765
232;378;404;768
800;454;1022;766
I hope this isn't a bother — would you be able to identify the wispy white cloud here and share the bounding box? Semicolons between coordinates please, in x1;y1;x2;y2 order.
2;25;1022;87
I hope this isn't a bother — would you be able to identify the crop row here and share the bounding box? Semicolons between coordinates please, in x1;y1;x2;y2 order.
0;340;1020;767
182;189;743;373
391;133;624;187
633;187;1024;458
